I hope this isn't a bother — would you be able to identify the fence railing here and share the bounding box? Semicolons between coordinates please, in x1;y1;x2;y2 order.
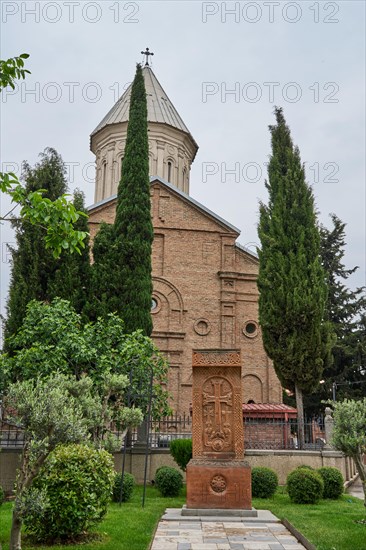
1;414;326;451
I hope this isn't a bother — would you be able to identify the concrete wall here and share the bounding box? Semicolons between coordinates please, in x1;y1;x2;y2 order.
1;448;357;493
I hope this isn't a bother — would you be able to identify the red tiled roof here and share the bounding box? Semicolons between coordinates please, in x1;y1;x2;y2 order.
242;403;297;419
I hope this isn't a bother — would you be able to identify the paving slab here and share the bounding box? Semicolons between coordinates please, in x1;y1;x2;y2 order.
150;509;308;550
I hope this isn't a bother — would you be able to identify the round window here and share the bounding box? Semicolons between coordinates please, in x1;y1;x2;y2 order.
243;321;258;338
151;298;158;311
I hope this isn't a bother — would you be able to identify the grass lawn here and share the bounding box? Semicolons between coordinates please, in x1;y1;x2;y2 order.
1;486;365;550
253;488;366;550
0;486;186;550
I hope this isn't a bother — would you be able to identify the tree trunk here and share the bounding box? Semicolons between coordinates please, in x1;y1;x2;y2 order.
10;509;23;550
295;384;305;450
353;453;366;508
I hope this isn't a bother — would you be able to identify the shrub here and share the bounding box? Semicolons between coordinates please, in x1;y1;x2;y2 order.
169;439;192;472
112;472;135;503
296;464;314;470
251;467;278;498
318;467;344;499
23;444;115;542
0;485;4;505
155;466;183;497
287;467;324;504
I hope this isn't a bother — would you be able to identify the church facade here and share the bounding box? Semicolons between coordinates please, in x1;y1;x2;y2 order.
88;63;283;415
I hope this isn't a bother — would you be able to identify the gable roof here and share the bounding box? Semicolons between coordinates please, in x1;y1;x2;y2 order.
88;176;241;235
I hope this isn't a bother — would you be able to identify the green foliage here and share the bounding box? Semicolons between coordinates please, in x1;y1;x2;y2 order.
3;148;90;342
155;466;183;497
93;64;153;336
169;439;192;472
331;399;366;458
0;54;30;90
112;472;135;503
286;468;324;504
296;464;314;470
305;215;366;414
331;399;366;505
0;485;4;505
317;467;344;499
251;467;278;498
257;107;329;396
1;298;169;420
23;444;114;542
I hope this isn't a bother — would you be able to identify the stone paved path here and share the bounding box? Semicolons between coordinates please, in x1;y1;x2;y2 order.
151;510;307;550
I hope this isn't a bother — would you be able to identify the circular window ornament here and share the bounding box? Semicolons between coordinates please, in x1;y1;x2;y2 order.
151;297;161;314
243;321;258;338
194;319;211;336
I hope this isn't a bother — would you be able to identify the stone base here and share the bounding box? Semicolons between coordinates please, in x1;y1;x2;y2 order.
181;505;257;517
186;459;252;510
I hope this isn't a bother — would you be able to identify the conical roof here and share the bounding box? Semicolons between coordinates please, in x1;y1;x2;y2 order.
91;66;193;137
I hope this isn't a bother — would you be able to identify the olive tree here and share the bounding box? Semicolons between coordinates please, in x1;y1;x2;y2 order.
331;398;366;507
5;372;143;550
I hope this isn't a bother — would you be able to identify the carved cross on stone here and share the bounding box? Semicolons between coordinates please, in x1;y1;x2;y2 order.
203;379;232;430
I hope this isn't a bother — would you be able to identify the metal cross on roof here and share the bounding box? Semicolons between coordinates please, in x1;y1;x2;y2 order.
141;47;154;66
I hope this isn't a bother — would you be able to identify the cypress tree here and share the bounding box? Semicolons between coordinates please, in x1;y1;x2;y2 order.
4;148;91;345
92;64;153;335
257;107;329;447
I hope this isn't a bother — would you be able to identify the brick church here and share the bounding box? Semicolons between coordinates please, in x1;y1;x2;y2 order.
87;58;283;415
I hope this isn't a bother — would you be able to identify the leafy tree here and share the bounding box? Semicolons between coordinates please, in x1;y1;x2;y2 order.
0;55;87;258
257;107;330;448
92;64;153;335
5;372;143;549
1;298;170;419
331;398;366;507
0;54;30;89
3;149;91;343
305;215;366;414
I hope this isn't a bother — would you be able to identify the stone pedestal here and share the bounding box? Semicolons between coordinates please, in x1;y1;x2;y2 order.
186;350;252;510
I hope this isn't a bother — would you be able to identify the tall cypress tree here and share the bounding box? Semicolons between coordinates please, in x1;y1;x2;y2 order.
257;107;330;447
92;64;153;336
4;148;91;345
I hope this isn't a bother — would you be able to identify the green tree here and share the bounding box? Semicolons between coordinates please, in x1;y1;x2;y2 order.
1;55;87;258
3;149;91;343
331;398;366;507
5;372;143;549
305;215;366;414
257;107;329;448
1;298;169;419
92;64;153;335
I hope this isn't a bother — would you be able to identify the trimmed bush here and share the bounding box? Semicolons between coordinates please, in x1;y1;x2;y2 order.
112;472;135;503
296;464;314;470
169;439;192;472
251;467;278;498
23;444;115;542
318;467;344;499
155;466;183;497
287;467;324;504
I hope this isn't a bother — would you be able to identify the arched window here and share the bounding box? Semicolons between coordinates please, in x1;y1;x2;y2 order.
102;162;107;197
167;161;172;183
120;157;124;179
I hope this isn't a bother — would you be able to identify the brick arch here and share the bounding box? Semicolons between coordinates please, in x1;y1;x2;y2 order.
242;374;263;404
152;277;185;333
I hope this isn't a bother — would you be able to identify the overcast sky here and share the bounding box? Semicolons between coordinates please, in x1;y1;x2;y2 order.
1;0;365;340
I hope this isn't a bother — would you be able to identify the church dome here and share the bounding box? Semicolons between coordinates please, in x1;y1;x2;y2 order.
91;66;195;140
90;62;198;202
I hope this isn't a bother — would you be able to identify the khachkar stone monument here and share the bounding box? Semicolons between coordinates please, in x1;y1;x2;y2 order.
186;349;253;511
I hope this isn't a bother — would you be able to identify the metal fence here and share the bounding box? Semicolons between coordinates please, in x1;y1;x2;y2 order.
1;414;326;451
